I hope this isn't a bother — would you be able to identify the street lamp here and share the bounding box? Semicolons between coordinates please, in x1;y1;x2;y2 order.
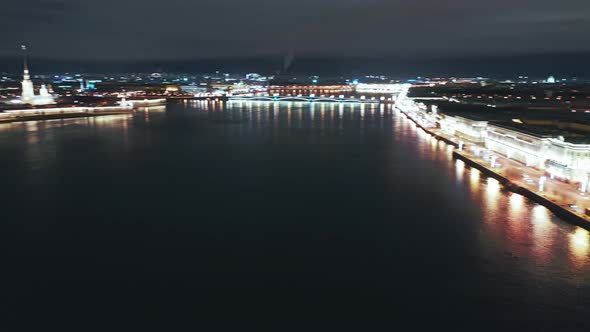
581;173;590;193
539;176;547;192
490;156;498;168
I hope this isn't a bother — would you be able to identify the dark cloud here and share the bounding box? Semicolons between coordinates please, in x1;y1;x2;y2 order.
0;0;589;60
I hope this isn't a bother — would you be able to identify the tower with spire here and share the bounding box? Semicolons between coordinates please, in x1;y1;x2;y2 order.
20;45;35;104
18;45;55;105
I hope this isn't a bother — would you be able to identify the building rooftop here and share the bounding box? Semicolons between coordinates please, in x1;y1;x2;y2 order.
424;100;590;123
490;121;590;144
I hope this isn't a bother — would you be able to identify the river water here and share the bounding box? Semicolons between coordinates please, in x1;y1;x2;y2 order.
2;101;590;330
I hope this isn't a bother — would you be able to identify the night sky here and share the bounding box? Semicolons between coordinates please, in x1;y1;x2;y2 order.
1;0;590;75
2;0;589;60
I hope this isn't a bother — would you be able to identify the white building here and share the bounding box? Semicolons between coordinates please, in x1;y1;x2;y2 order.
396;91;590;188
436;112;590;186
486;123;549;168
486;122;590;186
546;138;590;185
438;115;488;143
355;83;411;100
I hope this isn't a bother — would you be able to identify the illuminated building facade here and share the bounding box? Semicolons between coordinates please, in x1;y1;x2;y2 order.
486;123;549;168
486;122;590;185
355;83;408;95
438;115;488;143
397;94;590;187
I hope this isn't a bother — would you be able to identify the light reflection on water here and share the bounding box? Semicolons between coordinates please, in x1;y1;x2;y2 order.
570;228;590;268
2;100;590;324
484;177;501;217
531;205;556;263
477;168;588;267
509;193;525;216
469;168;481;194
398;109;590;273
396;105;590;283
7;101;587;272
455;159;465;182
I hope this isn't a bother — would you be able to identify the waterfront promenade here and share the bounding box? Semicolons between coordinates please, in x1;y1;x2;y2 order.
397;105;590;229
0;99;167;124
454;147;590;227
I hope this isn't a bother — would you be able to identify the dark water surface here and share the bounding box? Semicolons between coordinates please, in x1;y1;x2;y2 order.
2;101;590;331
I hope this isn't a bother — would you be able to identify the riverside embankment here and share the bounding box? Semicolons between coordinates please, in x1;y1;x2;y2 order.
0;106;134;123
398;106;590;231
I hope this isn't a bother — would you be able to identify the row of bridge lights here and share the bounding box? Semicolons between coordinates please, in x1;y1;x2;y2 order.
270;94;387;101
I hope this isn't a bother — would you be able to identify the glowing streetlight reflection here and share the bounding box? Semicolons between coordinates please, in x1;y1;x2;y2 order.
486;178;501;194
509;193;525;216
468;169;481;194
569;228;590;268
531;205;555;262
455;160;465;182
470;169;480;183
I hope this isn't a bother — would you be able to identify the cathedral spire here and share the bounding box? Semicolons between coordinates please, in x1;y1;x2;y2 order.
20;44;34;103
21;44;30;80
18;44;56;105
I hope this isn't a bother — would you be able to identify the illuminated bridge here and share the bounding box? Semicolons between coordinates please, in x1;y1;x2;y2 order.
228;95;387;103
